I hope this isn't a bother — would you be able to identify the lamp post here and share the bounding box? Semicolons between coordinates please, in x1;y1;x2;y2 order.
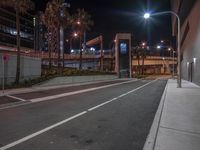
60;2;70;70
144;11;181;88
167;47;175;78
173;50;175;78
69;32;78;53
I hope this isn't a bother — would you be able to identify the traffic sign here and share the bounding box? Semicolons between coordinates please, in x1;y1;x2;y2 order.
3;53;10;62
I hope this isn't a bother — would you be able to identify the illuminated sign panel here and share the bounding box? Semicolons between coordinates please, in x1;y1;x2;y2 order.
119;40;129;77
120;43;127;54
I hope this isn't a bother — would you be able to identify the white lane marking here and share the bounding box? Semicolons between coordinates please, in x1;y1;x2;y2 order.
6;95;26;101
30;79;138;103
0;79;157;150
0;111;87;150
88;99;113;111
88;79;157;112
0;79;138;110
0;102;31;110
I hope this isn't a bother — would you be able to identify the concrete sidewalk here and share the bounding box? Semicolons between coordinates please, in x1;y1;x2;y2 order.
144;79;200;150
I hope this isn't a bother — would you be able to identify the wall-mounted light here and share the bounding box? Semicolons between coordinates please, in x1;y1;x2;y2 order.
193;58;197;64
187;62;189;67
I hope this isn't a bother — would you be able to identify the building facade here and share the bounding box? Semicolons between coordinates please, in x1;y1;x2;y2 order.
171;0;200;85
34;11;48;52
0;8;35;49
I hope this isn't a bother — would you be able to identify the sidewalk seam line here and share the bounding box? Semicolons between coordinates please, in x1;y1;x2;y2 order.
160;125;200;136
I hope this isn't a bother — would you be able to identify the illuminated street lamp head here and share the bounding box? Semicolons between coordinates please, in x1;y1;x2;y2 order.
157;45;161;49
144;13;150;19
142;42;146;46
73;32;78;37
77;21;81;25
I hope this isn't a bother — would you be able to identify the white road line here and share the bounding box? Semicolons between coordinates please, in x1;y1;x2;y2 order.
0;111;87;150
0;79;138;110
88;79;157;112
0;102;31;110
0;79;157;150
30;79;138;103
88;100;113;111
6;95;26;101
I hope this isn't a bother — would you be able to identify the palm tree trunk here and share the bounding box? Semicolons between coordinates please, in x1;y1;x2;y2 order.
142;55;145;75
100;39;103;71
137;56;140;75
62;48;64;73
15;7;20;84
57;27;60;70
79;37;82;70
48;29;51;69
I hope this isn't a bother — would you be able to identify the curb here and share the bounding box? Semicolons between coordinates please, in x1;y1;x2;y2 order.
0;78;132;96
143;79;169;150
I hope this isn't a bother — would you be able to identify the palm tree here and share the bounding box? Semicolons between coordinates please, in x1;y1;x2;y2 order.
141;48;146;75
41;0;71;71
58;1;71;71
134;46;141;74
41;0;60;69
72;9;93;70
0;0;34;84
134;46;146;75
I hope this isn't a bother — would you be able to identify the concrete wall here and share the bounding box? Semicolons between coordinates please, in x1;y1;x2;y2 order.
38;75;118;86
0;54;41;84
180;0;200;85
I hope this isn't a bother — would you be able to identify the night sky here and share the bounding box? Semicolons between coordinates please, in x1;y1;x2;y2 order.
34;0;172;48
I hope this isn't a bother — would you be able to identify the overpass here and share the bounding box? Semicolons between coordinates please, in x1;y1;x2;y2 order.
132;56;177;74
0;46;177;74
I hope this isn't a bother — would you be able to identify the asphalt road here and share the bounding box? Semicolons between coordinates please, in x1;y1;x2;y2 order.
0;79;167;150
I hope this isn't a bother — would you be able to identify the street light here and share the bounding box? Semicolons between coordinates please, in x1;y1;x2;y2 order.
157;45;161;49
73;32;78;37
167;47;175;78
77;21;81;25
142;42;146;46
69;32;79;52
172;50;176;78
144;11;181;88
144;13;150;19
60;2;70;69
